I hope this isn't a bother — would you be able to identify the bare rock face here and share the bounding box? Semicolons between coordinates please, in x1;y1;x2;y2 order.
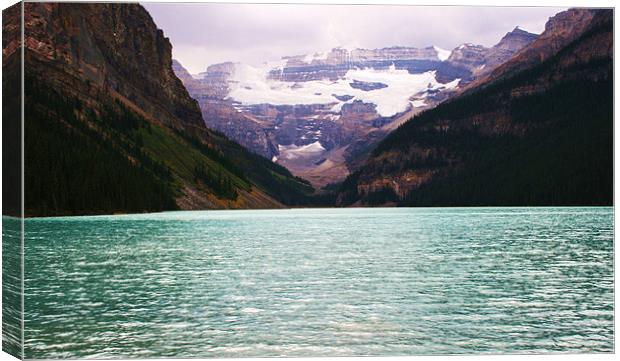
494;27;538;52
196;62;235;98
2;3;21;62
446;44;489;72
351;46;441;62
201;100;277;159
23;2;205;135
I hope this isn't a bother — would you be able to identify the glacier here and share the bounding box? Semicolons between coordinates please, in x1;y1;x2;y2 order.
227;63;460;117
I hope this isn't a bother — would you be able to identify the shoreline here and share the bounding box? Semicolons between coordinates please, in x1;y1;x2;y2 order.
3;204;614;220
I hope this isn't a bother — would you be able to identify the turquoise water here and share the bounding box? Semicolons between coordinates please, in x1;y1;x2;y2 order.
2;216;23;358
22;207;613;358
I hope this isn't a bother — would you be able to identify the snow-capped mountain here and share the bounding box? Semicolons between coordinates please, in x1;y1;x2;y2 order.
174;28;537;188
267;46;461;83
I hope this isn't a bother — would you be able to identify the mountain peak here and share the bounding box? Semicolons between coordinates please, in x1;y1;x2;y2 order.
510;26;531;34
493;26;537;51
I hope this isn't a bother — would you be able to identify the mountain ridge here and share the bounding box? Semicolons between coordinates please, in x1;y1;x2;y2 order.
336;8;612;206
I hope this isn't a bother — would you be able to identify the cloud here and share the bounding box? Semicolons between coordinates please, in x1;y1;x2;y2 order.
143;3;565;74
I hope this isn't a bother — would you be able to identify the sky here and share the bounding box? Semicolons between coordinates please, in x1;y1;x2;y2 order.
143;3;565;74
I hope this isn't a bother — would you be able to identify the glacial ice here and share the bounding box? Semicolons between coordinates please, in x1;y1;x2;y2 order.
227;63;460;117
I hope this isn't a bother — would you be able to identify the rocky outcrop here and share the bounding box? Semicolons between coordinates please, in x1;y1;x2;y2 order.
277;46;440;71
446;44;488;73
202;100;277;158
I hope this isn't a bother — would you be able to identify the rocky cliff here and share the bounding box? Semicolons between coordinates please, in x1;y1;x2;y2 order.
23;2;206;135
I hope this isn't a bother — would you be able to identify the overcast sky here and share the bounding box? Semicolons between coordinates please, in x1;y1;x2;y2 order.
143;3;565;74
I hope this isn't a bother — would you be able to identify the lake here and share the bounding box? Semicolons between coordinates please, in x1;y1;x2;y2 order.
18;207;614;358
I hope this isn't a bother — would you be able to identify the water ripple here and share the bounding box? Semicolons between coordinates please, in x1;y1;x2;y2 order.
21;207;613;358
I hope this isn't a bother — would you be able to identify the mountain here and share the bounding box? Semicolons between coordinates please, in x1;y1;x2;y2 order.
174;30;536;189
337;8;612;206
7;2;314;216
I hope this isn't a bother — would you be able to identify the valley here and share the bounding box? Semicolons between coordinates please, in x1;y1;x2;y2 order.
3;4;613;359
5;3;612;215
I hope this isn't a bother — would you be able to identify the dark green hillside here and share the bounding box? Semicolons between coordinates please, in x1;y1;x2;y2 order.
24;75;314;216
397;78;612;206
26;78;213;215
172;125;315;205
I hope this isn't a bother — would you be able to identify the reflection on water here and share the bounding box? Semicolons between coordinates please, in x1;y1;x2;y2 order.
23;207;613;358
